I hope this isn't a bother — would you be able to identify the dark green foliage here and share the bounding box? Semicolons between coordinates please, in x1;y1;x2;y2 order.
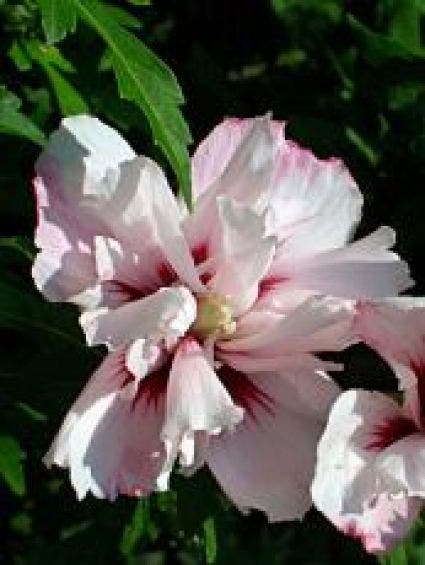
1;1;425;563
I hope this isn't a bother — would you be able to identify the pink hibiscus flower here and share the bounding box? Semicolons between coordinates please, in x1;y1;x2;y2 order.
33;115;409;519
312;298;425;552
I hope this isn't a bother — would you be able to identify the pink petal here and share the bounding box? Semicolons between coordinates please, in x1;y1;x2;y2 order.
207;361;337;521
355;298;425;424
89;236;177;309
355;298;425;372
185;116;282;248
191;116;284;201
220;295;356;356
33;116;135;302
267;140;363;251
158;338;244;490
266;227;412;303
33;116;203;304
208;197;276;314
44;349;165;500
105;157;203;293
312;389;422;553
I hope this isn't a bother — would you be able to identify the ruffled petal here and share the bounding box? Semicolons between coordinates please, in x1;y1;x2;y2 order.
102;157;203;293
33;116;135;302
80;286;196;349
376;434;425;498
44;350;165;500
186;116;282;248
192;116;283;204
312;389;421;553
33;116;203;304
157;338;243;490
207;360;337;521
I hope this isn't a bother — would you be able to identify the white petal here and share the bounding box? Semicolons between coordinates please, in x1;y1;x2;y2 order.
220;295;356;355
207;362;337;521
267;141;363;250
268;226;412;300
192;117;284;200
44;349;165;500
80;286;196;349
376;434;425;498
96;157;204;293
185;116;281;248
33;116;135;302
157;339;243;490
312;389;421;553
209;196;276;313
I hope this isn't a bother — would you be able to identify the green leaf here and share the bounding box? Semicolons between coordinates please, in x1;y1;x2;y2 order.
0;277;84;348
120;499;158;557
0;236;36;261
203;517;217;564
388;0;423;54
348;14;425;64
103;5;141;29
24;40;89;116
8;40;32;71
345;127;380;167
0;435;26;496
38;0;77;44
72;0;193;208
272;0;342;23
126;0;151;5
0;86;46;146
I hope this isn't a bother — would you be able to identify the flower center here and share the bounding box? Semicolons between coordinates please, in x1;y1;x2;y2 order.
191;293;236;340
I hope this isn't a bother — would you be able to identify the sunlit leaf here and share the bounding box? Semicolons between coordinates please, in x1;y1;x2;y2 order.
72;0;193;208
24;39;89;116
0;86;45;146
0;435;26;496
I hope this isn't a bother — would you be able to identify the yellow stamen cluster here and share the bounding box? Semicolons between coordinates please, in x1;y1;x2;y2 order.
191;294;236;340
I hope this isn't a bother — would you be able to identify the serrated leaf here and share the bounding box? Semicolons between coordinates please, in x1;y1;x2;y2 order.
0;435;26;496
72;0;193;208
38;0;77;44
0;86;45;146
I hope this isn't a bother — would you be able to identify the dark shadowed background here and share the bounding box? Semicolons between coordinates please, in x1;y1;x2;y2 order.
1;1;425;563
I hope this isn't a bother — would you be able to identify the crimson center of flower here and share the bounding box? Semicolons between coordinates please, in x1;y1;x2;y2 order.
191;293;236;340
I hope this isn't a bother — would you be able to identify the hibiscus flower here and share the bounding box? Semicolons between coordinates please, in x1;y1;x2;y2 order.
312;298;425;552
33;115;409;519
